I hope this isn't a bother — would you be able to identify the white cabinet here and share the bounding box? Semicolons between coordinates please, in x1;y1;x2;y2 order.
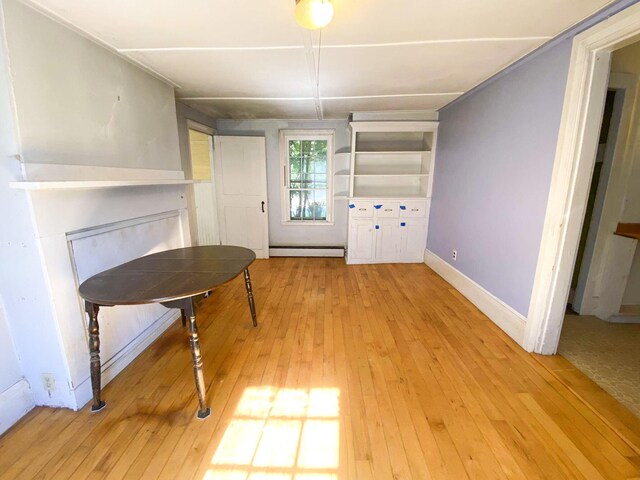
399;219;428;260
347;198;430;264
374;218;400;260
349;218;374;260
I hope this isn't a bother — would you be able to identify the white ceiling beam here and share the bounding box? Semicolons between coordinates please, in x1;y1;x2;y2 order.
180;97;314;101
322;92;465;100
115;36;552;53
321;36;552;49
118;46;304;52
179;92;464;101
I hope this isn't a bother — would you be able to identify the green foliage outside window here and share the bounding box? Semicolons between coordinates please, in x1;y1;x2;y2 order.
288;139;328;221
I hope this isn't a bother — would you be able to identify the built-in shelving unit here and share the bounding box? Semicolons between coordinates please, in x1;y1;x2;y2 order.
345;121;439;265
348;122;437;199
333;152;351;200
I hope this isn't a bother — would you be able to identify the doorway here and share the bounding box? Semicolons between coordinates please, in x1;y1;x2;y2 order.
187;121;219;246
552;39;640;417
524;3;640;355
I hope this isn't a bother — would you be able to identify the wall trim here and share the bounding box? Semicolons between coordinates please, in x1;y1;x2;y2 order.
71;309;181;409
0;378;34;436
525;2;640;354
269;246;345;257
424;249;526;346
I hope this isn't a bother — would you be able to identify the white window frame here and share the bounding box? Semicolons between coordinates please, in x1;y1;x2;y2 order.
279;129;334;225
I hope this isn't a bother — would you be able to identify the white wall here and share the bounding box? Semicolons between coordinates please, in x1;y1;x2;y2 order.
0;0;187;431
216;119;350;247
3;0;180;170
0;306;20;394
0;0;50;431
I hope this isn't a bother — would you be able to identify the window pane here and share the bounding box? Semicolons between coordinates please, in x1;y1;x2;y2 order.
314;174;327;189
315;154;327;173
312;190;327;221
290;156;301;188
301;190;314;220
289;190;302;220
301;140;312;157
188;129;212;180
289;140;301;158
301;172;314;188
285;136;330;222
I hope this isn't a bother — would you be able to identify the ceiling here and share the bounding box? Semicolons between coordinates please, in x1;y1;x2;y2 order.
25;0;615;119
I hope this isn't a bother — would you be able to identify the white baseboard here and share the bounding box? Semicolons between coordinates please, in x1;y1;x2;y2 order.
605;314;640;324
269;247;344;258
0;378;34;436
72;309;181;408
424;249;526;346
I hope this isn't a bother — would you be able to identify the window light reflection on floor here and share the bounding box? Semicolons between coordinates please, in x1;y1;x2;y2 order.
204;387;340;480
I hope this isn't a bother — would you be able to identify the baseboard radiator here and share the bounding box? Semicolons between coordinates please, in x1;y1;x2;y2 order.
269;246;345;258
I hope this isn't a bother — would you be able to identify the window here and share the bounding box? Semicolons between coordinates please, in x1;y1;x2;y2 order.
280;130;334;224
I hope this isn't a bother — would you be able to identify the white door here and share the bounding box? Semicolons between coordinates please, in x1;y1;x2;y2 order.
213;136;269;258
349;218;374;260
399;220;428;261
374;218;400;261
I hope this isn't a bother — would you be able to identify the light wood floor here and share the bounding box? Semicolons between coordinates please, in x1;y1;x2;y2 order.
1;258;640;479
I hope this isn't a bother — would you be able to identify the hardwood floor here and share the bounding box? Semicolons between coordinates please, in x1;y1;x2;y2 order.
1;258;639;479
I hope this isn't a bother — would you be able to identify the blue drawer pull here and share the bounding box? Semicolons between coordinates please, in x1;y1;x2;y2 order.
375;225;380;229
348;203;355;208
373;204;382;209
400;205;407;210
400;222;406;227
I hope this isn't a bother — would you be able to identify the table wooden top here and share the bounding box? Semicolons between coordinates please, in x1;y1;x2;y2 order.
78;246;255;306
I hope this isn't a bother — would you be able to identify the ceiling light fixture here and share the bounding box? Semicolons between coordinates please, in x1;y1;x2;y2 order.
294;0;334;30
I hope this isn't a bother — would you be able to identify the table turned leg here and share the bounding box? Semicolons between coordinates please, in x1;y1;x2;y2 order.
243;268;258;327
184;299;211;419
85;301;106;412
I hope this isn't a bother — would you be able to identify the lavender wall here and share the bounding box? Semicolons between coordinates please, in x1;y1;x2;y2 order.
427;40;572;315
427;0;640;316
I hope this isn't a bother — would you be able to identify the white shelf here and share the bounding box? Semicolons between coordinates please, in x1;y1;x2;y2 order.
10;179;195;191
352;187;428;198
348;121;437;200
355;150;430;155
354;173;429;178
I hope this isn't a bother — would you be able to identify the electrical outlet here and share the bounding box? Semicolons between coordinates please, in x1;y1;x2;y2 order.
41;373;56;392
452;250;457;261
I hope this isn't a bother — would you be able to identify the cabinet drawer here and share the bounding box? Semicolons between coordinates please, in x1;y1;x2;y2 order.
374;202;400;218
348;201;374;218
399;201;427;218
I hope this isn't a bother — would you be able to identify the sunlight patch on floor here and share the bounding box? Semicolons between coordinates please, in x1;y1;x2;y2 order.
204;387;340;480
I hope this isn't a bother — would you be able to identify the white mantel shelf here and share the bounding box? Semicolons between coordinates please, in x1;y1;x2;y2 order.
9;179;195;190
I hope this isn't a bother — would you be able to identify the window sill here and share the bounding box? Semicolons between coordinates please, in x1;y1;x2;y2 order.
281;220;335;227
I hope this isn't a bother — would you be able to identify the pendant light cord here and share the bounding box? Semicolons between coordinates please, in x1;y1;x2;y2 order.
316;29;322;101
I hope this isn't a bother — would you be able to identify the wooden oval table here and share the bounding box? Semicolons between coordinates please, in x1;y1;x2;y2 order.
78;245;257;419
